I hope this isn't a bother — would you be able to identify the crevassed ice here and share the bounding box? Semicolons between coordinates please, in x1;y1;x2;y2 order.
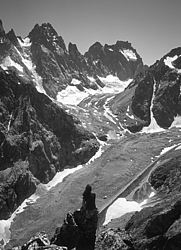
57;76;132;105
57;86;90;105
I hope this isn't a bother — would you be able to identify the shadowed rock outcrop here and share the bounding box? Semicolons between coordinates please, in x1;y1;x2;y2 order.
0;70;99;219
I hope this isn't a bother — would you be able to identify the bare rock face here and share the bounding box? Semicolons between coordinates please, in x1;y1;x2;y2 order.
0;70;99;219
0;20;145;101
129;48;181;131
85;41;144;81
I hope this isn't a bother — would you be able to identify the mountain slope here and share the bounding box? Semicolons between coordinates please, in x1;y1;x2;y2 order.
0;68;98;220
107;48;181;132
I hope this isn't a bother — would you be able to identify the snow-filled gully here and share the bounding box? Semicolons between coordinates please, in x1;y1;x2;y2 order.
0;136;106;245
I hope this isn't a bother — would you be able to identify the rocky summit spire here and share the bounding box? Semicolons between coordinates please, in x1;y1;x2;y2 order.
29;22;66;51
51;184;98;250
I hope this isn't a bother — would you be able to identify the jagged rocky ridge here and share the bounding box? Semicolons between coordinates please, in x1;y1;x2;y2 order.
0;68;98;220
0;20;144;99
1;19;181;133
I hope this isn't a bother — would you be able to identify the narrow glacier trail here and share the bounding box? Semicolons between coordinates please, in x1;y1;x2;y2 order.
100;141;181;226
0;137;107;245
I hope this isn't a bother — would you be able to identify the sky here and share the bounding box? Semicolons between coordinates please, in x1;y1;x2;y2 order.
0;0;181;65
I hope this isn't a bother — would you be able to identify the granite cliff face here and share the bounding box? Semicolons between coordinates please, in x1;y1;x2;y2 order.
0;69;98;219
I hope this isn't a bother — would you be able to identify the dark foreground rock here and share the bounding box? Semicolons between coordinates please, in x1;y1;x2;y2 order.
11;232;67;250
51;185;98;250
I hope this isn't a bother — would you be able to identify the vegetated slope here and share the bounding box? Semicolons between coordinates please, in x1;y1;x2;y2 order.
0;69;98;220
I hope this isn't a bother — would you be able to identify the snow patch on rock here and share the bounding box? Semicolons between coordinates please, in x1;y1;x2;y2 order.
171;115;181;128
120;49;137;61
103;192;155;225
164;55;181;73
141;81;165;134
0;56;23;72
17;37;31;47
71;78;81;85
44;165;83;191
